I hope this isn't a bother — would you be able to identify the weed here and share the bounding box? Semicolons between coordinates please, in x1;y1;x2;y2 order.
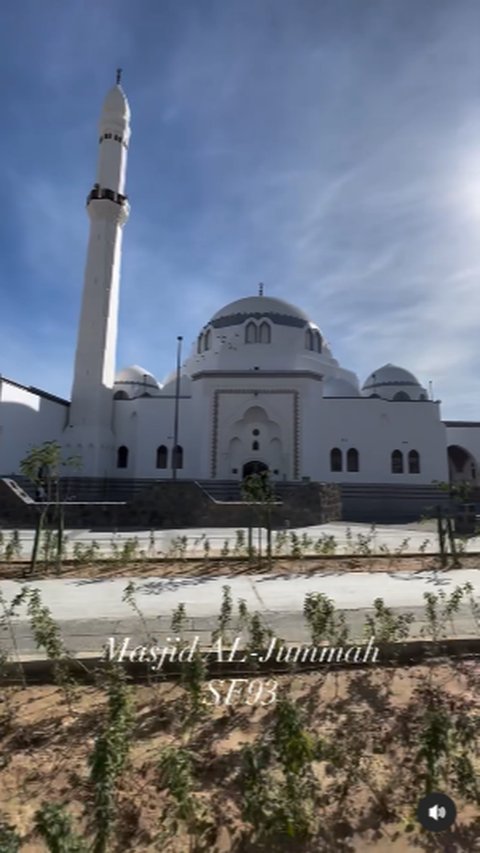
4;531;22;563
89;662;134;853
26;588;73;708
289;532;303;558
304;592;349;645
394;537;410;557
313;534;337;555
121;537;139;561
73;540;100;565
157;746;213;849
300;532;313;554
274;530;288;555
354;532;374;556
171;603;189;644
202;538;210;563
0;819;21;853
233;529;246;557
211;585;233;645
421;584;469;643
180;648;207;724
34;803;87;852
364;598;414;643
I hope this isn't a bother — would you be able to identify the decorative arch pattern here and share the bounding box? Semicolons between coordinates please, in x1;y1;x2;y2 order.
330;447;342;472
408;449;420;474
245;321;257;344
259;321;271;343
391;450;403;474
117;445;128;469
346;447;359;472
156;445;168;469
172;444;183;470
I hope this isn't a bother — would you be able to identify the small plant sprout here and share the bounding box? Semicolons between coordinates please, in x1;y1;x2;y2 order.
364;598;414;643
211;585;233;645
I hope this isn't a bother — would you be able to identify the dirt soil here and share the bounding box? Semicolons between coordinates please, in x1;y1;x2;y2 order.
1;554;480;581
0;662;479;851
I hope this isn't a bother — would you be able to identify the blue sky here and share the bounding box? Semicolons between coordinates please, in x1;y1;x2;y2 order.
1;0;480;418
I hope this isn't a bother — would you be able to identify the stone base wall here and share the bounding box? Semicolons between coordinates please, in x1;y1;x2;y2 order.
0;478;342;530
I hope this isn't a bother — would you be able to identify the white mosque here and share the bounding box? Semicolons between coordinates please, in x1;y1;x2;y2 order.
0;77;479;494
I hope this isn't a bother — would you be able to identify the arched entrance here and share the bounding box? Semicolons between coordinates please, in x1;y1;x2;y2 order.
242;460;269;478
448;445;477;484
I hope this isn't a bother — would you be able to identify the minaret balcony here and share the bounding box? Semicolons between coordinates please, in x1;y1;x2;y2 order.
87;185;128;207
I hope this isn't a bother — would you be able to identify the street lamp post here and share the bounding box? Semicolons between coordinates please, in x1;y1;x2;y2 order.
172;336;183;481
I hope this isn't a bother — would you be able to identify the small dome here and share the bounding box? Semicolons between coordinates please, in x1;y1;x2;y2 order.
209;296;311;329
323;378;360;398
160;371;192;394
101;84;130;123
362;364;427;401
114;365;160;398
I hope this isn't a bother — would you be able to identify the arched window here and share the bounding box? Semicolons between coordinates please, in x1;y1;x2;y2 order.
197;334;203;354
156;445;168;469
117;445;128;469
172;444;183;470
393;391;410;401
305;329;313;350
204;329;211;350
113;390;129;400
245;321;257;344
330;447;342;472
408;450;420;474
314;331;322;353
347;448;359;472
391;450;403;474
259;321;271;343
252;440;259;451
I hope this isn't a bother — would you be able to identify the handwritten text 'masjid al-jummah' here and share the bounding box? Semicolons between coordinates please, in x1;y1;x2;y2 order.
103;636;380;671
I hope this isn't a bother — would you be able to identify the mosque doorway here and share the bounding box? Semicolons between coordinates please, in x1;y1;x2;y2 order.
448;445;478;485
242;460;269;479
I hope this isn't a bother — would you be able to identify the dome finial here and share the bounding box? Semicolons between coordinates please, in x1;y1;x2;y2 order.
258;282;264;296
116;67;122;85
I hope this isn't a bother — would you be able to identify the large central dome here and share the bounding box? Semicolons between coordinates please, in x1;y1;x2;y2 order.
210;296;311;329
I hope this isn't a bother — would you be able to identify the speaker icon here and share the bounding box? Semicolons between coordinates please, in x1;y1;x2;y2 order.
418;792;456;831
428;804;446;821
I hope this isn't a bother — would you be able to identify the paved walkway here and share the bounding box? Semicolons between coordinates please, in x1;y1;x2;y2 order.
3;520;480;559
1;568;479;657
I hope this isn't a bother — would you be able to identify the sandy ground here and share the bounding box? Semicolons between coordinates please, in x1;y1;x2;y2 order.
0;662;479;851
1;553;480;581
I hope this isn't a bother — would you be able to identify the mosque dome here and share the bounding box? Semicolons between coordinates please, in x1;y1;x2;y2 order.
209;296;311;329
323;377;360;397
361;364;428;401
113;365;160;399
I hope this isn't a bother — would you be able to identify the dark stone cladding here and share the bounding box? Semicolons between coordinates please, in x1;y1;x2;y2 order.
0;478;341;529
211;311;308;330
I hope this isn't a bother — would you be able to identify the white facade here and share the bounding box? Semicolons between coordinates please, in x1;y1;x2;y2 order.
0;80;478;488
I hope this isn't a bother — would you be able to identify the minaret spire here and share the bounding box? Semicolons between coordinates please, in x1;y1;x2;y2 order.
65;79;131;475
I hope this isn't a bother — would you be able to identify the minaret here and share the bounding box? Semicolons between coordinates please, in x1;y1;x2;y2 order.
65;71;131;475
